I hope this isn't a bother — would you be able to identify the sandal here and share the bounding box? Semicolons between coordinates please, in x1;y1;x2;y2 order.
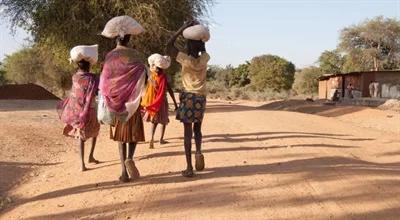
195;153;205;171
119;174;130;183
181;169;194;178
125;159;140;180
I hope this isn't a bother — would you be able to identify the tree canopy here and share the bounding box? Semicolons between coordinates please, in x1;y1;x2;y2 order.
0;0;213;95
229;62;251;87
318;50;344;74
0;62;7;86
339;16;400;71
1;0;212;53
292;67;323;95
248;55;295;92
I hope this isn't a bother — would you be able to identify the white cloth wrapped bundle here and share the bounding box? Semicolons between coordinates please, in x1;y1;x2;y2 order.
69;45;98;65
183;24;210;42
101;15;145;38
148;54;171;69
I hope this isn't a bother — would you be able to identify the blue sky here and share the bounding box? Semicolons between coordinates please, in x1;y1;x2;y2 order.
1;0;400;68
0;18;30;61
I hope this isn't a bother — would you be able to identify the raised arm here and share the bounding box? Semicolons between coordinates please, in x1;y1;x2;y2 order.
166;21;196;58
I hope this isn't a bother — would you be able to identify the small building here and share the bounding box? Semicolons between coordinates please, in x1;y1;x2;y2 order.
318;70;400;100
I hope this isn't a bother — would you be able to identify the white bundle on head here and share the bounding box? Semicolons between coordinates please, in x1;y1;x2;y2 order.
101;15;145;38
148;54;171;70
182;24;210;42
69;45;98;65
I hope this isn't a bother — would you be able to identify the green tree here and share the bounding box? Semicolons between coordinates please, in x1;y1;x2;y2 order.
292;67;324;95
0;62;7;86
341;50;369;72
216;65;234;87
3;48;42;84
1;0;213;93
206;65;223;81
248;55;295;92
339;16;400;71
206;65;233;94
2;47;75;96
229;62;251;87
318;50;344;74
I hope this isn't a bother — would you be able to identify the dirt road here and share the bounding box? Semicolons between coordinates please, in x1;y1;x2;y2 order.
1;99;400;220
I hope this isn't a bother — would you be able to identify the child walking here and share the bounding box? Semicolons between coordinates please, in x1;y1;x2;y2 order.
166;21;210;177
57;45;100;172
141;54;178;149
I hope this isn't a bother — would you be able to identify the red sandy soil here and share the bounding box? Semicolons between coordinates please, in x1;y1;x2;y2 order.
0;99;399;220
0;84;59;100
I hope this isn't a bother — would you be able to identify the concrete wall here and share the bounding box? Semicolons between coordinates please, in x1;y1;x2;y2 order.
318;71;400;99
381;84;400;98
375;72;400;98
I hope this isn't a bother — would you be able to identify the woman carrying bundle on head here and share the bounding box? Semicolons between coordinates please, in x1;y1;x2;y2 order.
166;21;210;177
141;54;178;149
99;15;147;183
57;45;100;172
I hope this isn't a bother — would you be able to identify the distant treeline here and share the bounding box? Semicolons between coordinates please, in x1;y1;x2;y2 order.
186;16;400;101
0;0;213;96
0;0;399;100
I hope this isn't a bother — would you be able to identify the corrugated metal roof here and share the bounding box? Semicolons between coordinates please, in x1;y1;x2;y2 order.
318;70;400;81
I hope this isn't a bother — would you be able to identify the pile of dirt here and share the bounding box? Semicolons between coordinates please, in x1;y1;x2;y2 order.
258;99;330;113
0;84;59;100
378;99;400;112
259;99;312;110
258;99;371;117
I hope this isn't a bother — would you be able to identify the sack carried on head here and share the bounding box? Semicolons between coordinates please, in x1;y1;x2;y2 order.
183;24;210;42
148;54;171;70
101;15;145;38
70;45;98;65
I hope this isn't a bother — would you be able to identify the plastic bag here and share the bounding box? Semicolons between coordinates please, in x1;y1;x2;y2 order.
97;94;115;125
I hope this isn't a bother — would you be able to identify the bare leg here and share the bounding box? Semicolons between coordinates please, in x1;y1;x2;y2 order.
160;124;168;144
194;122;205;171
193;122;202;154
126;142;140;179
88;137;99;163
150;123;157;149
182;123;194;177
127;142;136;160
79;139;87;171
118;142;129;182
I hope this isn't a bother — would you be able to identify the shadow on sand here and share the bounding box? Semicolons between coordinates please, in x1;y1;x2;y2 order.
8;156;400;220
